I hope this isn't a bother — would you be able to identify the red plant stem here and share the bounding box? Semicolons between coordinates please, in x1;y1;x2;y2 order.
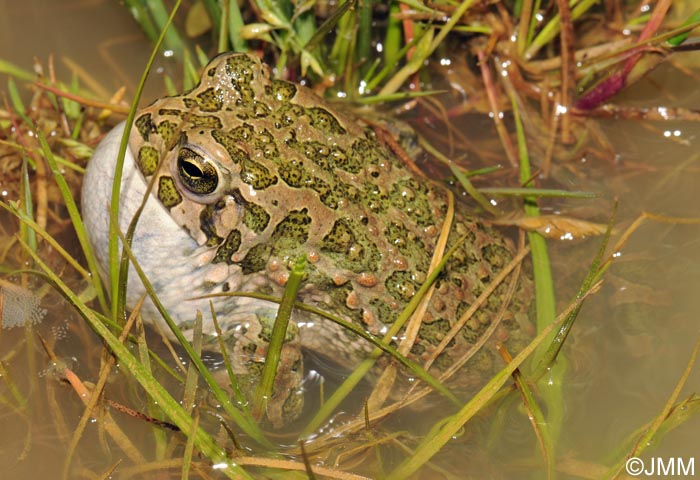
478;51;518;167
555;0;575;143
575;0;673;109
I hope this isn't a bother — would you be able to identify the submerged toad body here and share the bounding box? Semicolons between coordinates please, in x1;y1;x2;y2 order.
83;53;531;426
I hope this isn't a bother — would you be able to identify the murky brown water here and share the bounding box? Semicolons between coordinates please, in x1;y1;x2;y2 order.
2;1;700;479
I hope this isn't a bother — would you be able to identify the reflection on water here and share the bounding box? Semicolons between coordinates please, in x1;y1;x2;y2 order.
0;1;183;101
1;2;700;478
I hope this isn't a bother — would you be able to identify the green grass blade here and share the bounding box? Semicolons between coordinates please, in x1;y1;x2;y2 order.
603;338;700;479
19;159;37;254
123;0;160;42
378;0;477;96
182;313;203;416
108;0;183;324
7;77;27;117
226;0;248;52
524;0;598;59
605;395;700;468
512;100;556;344
477;187;599;198
355;89;447;104
0;59;35;81
357;0;373;71
200;0;222;36
382;1;402;66
0;201;89;280
144;0;189;57
210;302;249;408
36;129;109;313
532;202;616;374
252;255;306;421
511;361;555;477
304;0;356;50
511;97;561;448
449;163;501;216
668;8;700;46
182;411;199;480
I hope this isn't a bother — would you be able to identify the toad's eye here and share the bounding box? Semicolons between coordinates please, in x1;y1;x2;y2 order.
177;147;218;195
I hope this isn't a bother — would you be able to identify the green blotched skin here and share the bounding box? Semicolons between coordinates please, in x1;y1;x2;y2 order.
94;53;532;427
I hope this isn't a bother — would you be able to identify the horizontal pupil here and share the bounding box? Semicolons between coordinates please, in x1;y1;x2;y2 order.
182;159;203;178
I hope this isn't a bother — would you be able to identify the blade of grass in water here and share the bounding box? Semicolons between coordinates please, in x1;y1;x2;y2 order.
511;99;561;448
524;0;599;59
356;0;373;74
379;0;477;96
131;305;169;461
604;338;700;479
0;59;35;82
382;1;402;67
20;159;37;254
668;9;700;46
109;0;182;324
478;187;599;198
449;163;501;216
181;315;203;480
210;303;249;409
532;204;616;377
182;313;203;416
7;77;27;118
19;240;253;480
182;411;199;480
604;396;700;468
355;89;447;105
499;346;554;478
60;298;146;478
252;255;306;421
305;0;356;51
0;202;90;283
34;129;109;312
416;136;499;215
511;99;556;348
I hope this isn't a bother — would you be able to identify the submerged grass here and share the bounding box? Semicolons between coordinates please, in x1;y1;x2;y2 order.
604;338;700;479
